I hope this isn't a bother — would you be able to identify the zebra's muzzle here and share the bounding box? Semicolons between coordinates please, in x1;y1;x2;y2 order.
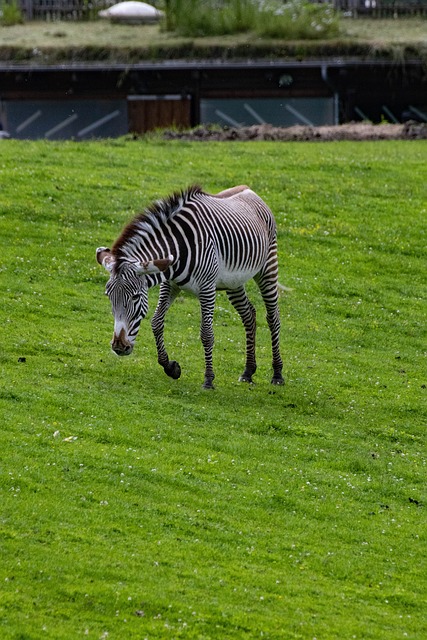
111;328;134;356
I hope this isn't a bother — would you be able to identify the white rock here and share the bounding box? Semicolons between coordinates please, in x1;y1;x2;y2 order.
99;2;164;24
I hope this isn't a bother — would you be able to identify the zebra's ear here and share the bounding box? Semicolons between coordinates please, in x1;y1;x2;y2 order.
137;255;174;275
96;247;115;273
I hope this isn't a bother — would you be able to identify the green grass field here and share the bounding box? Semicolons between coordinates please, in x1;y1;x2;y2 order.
0;138;426;639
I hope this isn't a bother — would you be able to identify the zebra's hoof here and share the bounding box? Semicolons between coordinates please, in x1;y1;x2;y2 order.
271;375;285;385
239;374;254;384
165;360;181;379
202;381;215;390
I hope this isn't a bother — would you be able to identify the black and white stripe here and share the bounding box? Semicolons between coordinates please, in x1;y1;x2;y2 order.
97;185;284;388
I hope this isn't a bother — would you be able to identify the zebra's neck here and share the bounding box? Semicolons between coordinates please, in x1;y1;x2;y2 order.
114;230;173;289
145;272;165;288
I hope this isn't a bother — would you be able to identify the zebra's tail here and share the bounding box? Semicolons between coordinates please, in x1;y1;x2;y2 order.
277;282;293;293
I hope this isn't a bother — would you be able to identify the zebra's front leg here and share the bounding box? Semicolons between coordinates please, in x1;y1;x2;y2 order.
226;287;257;383
151;282;181;380
200;292;216;389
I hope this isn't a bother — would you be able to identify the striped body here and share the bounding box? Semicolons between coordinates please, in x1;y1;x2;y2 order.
96;185;284;388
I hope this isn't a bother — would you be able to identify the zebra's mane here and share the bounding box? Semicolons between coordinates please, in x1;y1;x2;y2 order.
112;184;204;259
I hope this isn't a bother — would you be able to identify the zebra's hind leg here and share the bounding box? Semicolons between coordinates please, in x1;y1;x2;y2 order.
151;282;181;380
226;287;257;383
200;291;216;389
254;272;284;386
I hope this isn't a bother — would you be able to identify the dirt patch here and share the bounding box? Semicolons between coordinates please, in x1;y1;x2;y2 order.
162;121;427;142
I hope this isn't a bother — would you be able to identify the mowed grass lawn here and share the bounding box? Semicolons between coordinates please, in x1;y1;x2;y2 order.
0;138;426;639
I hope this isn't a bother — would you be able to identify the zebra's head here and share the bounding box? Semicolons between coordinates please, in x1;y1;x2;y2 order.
96;247;173;357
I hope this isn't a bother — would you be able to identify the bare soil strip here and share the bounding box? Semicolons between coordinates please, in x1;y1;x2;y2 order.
162;121;427;141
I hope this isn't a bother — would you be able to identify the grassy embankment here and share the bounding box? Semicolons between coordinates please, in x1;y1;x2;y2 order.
0;138;426;639
0;17;426;61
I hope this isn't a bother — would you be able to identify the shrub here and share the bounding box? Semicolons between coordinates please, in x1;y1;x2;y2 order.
0;0;24;25
164;0;257;36
256;0;339;39
164;0;339;39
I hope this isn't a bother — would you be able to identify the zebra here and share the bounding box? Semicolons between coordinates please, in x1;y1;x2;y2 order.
96;184;284;389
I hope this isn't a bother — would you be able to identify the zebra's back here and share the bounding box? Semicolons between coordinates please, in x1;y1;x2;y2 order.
170;187;277;292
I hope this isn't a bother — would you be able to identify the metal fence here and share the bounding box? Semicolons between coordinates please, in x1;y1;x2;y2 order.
19;0;111;20
18;0;427;20
335;0;427;15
